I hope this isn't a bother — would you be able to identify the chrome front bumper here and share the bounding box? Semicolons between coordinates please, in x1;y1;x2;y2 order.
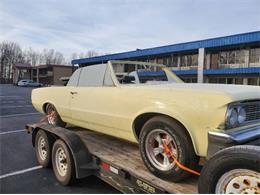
207;126;260;159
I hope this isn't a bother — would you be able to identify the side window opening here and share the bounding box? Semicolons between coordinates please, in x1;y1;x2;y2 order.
78;64;107;87
67;68;81;86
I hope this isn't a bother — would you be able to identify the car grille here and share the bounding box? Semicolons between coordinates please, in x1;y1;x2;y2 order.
243;100;260;123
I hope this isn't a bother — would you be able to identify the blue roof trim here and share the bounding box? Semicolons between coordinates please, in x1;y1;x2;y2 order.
72;31;260;65
174;67;260;75
174;69;197;75
138;71;165;77
204;67;260;75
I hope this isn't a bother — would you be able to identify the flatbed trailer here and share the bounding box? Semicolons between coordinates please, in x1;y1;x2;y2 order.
26;123;198;194
26;123;260;194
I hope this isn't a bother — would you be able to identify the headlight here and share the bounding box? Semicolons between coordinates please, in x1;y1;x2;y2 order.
237;106;246;124
226;106;247;129
226;108;238;128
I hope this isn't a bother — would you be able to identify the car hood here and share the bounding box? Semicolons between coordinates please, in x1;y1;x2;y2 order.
135;83;260;102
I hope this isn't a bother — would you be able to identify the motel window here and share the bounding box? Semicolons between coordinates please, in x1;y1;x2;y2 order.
180;54;198;67
209;78;217;83
249;48;260;64
165;55;178;67
220;52;228;64
236;50;246;64
219;50;246;65
157;58;163;64
172;55;178;67
218;78;226;84
148;58;156;63
191;78;197;83
167;56;173;66
228;51;236;64
191;54;198;66
211;53;219;69
181;78;197;83
181;56;187;67
227;78;233;84
234;78;243;85
163;56;168;66
208;77;258;85
248;78;258;86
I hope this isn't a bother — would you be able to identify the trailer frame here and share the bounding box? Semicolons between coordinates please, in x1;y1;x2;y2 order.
26;123;198;194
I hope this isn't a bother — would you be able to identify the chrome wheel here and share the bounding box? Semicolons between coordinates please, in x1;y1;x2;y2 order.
55;147;68;177
46;105;55;125
38;136;47;160
215;169;260;194
145;129;178;171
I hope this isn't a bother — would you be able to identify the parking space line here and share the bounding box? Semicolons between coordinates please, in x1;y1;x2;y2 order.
1;105;32;108
0;129;26;135
0;112;41;118
0;96;20;98
0;166;43;179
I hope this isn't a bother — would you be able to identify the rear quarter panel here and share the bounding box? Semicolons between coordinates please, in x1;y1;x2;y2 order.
31;86;70;119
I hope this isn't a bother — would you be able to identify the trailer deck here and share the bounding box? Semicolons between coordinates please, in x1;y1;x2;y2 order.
26;123;198;193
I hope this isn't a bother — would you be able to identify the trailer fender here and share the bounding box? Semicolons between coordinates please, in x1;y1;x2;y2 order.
27;123;98;179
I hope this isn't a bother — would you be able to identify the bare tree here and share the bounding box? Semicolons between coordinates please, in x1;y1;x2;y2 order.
23;47;40;66
86;50;99;58
0;39;100;83
67;50;100;64
0;41;24;83
53;51;64;64
38;48;65;65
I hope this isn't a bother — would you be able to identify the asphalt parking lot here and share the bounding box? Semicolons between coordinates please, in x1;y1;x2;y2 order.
0;84;119;193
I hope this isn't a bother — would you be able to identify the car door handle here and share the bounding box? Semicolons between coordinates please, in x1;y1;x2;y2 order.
70;91;78;95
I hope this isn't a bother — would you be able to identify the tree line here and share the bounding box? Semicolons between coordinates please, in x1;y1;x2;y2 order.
0;41;99;83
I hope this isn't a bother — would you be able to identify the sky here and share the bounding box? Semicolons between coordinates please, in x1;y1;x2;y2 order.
0;0;259;58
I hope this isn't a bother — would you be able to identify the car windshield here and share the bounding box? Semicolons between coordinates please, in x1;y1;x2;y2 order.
111;61;182;85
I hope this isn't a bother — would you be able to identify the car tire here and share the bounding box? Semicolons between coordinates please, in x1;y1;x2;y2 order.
139;116;199;182
52;139;75;185
46;104;66;127
35;130;53;167
198;145;260;194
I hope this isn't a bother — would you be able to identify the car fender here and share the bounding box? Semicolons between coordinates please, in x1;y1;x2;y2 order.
132;106;199;155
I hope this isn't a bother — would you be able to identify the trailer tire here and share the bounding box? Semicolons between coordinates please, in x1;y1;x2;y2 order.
35;130;53;167
198;145;260;194
52;139;75;186
46;104;66;127
139;116;199;182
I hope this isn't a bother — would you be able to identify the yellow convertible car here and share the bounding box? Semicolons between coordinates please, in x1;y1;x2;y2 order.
32;60;260;181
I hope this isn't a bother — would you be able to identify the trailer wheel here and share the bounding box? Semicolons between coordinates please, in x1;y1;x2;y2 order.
52;139;75;185
35;130;52;167
198;145;260;194
46;104;66;127
139;116;199;182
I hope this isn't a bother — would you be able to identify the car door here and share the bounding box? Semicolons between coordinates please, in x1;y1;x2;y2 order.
29;80;36;87
70;64;122;136
63;68;81;121
24;80;30;86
